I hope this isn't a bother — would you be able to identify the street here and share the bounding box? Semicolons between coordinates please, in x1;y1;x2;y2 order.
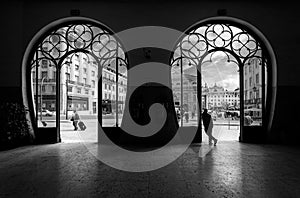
39;114;240;143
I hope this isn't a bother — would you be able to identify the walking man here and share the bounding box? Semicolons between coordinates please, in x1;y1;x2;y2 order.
202;109;218;146
71;110;80;131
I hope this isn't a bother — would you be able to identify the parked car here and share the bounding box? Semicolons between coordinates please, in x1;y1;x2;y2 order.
38;109;54;116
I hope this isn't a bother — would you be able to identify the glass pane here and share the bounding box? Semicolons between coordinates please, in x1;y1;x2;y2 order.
182;60;198;127
171;63;181;126
117;61;127;126
60;53;98;142
244;58;262;126
102;63;116;127
32;58;57;128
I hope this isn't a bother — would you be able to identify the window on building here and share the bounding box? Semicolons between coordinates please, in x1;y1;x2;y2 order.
66;73;70;81
67;86;72;92
53;71;56;80
92;91;95;96
92;71;95;76
83;68;87;74
77;88;81;94
92;80;95;87
85;89;89;94
52;86;55;92
75;75;79;82
75;64;79;70
42;85;46;92
249;77;252;87
41;60;48;68
32;71;36;80
256;73;259;84
41;71;48;79
83;78;87;85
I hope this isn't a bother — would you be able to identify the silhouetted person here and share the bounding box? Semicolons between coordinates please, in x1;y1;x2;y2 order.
202;109;218;146
244;113;253;126
71;110;80;131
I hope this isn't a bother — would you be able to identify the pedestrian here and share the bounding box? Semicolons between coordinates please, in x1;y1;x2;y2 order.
244;113;253;126
185;111;189;123
202;109;218;146
176;108;181;122
71;110;80;131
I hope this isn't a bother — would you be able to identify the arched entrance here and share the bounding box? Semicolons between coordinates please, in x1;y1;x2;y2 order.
22;17;128;143
170;17;277;143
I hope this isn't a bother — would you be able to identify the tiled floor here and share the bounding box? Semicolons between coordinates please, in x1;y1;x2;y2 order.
0;141;300;197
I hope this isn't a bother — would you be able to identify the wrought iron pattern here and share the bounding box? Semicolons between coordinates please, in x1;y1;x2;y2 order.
30;23;128;69
171;23;263;68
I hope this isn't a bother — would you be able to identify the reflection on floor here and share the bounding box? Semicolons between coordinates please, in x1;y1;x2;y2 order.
1;141;300;197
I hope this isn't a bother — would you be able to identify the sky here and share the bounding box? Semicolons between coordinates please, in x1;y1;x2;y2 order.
179;51;240;91
201;52;239;91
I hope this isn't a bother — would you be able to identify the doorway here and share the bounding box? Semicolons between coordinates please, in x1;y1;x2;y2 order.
170;18;273;143
201;51;240;142
25;17;128;143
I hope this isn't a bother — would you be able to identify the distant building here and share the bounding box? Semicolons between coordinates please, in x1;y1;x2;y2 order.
243;57;263;119
244;57;263;109
206;83;240;110
171;66;240;114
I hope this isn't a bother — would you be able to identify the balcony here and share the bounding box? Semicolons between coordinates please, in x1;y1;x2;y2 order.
67;80;91;88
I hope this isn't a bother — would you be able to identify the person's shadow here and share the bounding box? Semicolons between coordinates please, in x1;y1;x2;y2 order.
198;143;216;158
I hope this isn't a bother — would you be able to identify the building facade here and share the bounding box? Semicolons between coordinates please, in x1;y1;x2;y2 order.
32;52;127;116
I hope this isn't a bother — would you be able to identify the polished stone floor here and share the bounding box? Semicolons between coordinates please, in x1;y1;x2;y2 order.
1;141;300;197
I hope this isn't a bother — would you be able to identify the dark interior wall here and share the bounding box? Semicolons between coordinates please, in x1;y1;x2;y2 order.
1;0;299;144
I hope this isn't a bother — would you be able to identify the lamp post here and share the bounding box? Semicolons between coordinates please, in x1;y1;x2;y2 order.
40;76;46;121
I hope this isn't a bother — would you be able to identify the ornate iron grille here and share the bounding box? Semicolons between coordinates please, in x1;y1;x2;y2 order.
170;22;268;131
30;23;128;69
30;23;128;128
171;23;264;68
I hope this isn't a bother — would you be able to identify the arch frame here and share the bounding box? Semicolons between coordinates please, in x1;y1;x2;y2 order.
22;16;129;142
170;16;277;141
